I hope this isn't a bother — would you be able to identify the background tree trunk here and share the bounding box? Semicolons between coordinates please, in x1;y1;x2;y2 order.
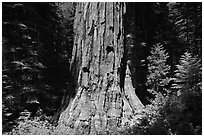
56;2;143;134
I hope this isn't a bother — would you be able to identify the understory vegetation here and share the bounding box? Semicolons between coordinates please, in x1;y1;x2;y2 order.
2;2;202;135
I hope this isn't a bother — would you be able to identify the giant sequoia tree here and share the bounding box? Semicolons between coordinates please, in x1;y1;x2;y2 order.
55;2;143;134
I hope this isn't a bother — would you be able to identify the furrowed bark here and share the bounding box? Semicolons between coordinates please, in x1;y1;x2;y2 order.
56;2;143;134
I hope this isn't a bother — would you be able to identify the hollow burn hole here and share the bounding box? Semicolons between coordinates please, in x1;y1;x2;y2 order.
109;26;114;32
82;67;90;73
106;45;114;54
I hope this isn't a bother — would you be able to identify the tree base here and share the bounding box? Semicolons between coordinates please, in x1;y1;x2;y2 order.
56;65;143;134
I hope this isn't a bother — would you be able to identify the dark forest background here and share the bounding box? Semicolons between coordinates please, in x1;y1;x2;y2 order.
2;2;202;135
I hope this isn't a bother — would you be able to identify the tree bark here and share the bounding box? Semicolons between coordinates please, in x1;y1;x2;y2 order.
56;2;143;134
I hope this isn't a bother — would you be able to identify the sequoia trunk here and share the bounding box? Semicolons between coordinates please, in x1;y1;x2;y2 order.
56;2;143;134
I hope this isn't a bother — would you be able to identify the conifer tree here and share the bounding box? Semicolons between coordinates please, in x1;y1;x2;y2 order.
172;52;202;134
146;44;171;96
156;51;203;135
136;44;172;134
173;52;201;93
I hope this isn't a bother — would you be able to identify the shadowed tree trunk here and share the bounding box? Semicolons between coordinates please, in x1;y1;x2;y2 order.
56;2;143;134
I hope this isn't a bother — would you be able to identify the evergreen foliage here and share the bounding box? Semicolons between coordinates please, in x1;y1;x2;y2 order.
168;3;202;56
2;2;75;132
173;52;201;91
120;48;201;135
146;44;171;96
121;51;202;135
172;52;202;134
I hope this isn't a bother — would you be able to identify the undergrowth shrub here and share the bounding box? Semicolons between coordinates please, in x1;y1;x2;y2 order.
3;107;74;135
119;92;170;135
5;114;55;135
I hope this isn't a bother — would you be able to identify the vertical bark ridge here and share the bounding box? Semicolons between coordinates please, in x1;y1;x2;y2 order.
57;2;143;134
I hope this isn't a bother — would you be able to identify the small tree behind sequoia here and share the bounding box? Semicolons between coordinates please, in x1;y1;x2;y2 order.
172;52;202;134
146;44;171;96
